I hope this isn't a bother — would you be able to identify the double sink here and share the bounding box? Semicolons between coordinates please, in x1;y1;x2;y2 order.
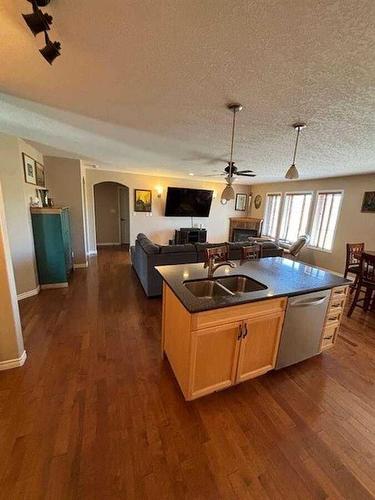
184;275;267;299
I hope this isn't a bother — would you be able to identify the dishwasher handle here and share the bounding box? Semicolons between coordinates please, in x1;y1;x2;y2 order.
290;296;328;307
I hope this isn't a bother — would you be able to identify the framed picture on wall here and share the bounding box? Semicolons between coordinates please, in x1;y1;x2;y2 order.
23;153;36;185
361;191;375;213
35;162;46;188
134;189;152;212
235;193;247;211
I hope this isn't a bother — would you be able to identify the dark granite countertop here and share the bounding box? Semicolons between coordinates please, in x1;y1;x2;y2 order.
156;257;350;313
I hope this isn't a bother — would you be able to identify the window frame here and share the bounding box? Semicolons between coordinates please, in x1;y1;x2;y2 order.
307;189;344;253
278;190;314;245
261;192;282;240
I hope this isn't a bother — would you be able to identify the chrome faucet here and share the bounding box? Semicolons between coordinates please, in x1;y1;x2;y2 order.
204;256;236;279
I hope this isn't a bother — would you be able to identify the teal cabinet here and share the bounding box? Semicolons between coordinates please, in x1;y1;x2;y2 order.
31;207;73;288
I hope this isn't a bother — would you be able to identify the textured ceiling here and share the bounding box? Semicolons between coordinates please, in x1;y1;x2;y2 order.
0;0;374;183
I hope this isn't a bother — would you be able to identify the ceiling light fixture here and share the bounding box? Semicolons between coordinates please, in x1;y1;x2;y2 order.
220;103;243;204
22;0;53;36
285;123;306;180
40;31;61;64
189;172;195;176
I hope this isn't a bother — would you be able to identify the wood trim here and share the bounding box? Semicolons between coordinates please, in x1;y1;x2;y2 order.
40;282;69;289
0;350;27;371
191;298;287;330
17;286;40;301
30;207;68;214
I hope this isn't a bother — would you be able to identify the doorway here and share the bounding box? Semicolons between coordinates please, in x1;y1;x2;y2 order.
94;182;130;249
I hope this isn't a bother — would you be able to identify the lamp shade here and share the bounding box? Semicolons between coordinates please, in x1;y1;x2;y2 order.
285;164;299;180
220;184;235;203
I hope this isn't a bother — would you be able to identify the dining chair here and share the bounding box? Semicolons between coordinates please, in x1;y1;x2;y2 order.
347;252;375;317
344;242;365;293
241;244;261;260
204;245;229;263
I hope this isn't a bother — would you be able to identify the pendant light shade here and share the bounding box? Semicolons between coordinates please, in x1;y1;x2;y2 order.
285;164;299;180
285;123;306;180
220;183;235;204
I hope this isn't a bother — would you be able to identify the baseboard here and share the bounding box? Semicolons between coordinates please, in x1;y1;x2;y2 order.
0;350;27;371
73;261;88;269
40;282;68;289
17;286;40;301
96;242;121;246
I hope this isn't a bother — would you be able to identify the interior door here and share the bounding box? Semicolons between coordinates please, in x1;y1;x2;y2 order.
236;313;284;383
190;322;242;399
118;187;130;244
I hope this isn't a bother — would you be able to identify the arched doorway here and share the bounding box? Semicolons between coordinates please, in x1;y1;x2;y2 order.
93;182;130;250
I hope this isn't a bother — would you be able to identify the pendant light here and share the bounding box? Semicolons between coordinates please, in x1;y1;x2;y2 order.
221;103;242;204
285;123;306;180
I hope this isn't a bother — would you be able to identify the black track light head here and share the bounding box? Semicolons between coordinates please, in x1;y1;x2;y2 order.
30;0;51;5
40;31;61;64
22;1;53;36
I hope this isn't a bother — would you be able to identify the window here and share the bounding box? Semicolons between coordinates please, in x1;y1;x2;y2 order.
262;193;281;238
310;191;343;251
279;192;313;243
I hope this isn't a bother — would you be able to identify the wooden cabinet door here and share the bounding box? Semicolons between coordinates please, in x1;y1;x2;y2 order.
236;313;284;383
190;322;242;400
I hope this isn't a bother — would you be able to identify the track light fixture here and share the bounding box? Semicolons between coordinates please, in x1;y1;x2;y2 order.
40;31;61;65
22;0;53;36
22;0;61;65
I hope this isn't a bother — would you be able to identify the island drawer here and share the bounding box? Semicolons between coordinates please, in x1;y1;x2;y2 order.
329;295;346;311
191;297;287;330
330;285;348;300
325;308;343;326
321;323;339;350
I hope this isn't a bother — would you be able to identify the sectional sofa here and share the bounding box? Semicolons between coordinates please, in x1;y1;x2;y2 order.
130;233;282;297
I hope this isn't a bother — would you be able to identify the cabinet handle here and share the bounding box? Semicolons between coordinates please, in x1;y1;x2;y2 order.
237;325;242;340
324;335;333;340
243;323;248;339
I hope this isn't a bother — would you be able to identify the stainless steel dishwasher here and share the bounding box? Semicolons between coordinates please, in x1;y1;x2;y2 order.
275;289;331;369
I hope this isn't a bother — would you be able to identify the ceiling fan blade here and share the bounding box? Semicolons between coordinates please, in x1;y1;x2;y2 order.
237;169;254;174
236;172;256;177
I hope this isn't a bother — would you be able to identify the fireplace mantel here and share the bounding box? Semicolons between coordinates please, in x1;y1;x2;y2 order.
229;217;263;241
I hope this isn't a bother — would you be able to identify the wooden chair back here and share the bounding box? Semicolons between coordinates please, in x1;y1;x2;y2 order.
241;244;261;260
360;252;375;285
204;245;228;263
346;243;364;268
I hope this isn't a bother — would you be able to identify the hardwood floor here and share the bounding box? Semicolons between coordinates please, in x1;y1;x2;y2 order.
1;247;375;499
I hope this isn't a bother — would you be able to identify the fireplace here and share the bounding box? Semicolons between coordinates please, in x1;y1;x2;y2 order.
233;228;259;242
229;217;263;241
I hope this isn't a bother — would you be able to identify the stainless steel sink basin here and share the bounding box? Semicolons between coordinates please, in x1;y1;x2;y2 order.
184;279;233;298
216;275;267;294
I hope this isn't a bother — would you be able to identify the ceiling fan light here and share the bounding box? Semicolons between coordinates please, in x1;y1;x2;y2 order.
221;184;235;203
285;164;299;180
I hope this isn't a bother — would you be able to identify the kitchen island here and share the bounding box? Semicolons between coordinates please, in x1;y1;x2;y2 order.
157;257;350;400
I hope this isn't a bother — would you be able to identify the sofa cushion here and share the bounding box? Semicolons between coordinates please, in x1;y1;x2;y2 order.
139;237;160;255
195;242;227;252
160;243;196;254
227;241;254;250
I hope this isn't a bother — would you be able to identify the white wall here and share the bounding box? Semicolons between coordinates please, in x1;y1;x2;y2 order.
0;179;25;366
85;169;251;252
250;173;375;273
44;156;87;265
0;133;42;296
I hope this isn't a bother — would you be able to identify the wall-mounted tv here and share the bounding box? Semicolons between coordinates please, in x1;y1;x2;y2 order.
164;187;213;217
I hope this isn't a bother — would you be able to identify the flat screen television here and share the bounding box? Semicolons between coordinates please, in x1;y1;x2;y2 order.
164;187;213;217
